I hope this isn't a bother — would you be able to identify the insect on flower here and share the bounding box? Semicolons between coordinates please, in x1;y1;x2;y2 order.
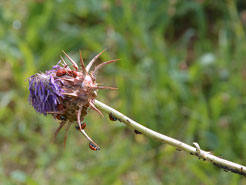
28;49;119;150
89;142;100;151
75;122;86;130
67;70;77;78
109;113;118;121
56;69;67;77
134;130;142;134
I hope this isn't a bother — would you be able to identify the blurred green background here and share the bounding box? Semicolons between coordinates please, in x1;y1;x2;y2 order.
1;0;246;184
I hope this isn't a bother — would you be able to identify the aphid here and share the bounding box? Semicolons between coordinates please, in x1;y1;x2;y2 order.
56;69;67;77
89;142;100;151
109;113;118;121
28;49;119;150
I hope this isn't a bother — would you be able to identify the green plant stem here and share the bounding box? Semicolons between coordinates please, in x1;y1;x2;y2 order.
94;99;246;177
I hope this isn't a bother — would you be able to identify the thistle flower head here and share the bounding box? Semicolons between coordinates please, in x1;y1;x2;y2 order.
28;50;119;150
28;66;64;115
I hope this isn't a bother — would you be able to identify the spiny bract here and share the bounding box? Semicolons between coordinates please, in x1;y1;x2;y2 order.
28;50;119;150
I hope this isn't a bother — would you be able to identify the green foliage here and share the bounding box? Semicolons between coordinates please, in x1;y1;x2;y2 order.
0;0;246;184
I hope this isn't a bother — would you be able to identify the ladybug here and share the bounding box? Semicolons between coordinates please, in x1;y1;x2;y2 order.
56;69;67;77
89;142;100;151
56;114;67;121
72;71;77;77
75;122;86;130
109;113;117;121
81;122;86;129
68;70;77;78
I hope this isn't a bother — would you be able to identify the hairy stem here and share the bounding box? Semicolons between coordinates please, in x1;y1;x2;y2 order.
94;99;246;177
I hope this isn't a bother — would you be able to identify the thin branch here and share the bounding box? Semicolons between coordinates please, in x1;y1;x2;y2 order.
94;99;246;177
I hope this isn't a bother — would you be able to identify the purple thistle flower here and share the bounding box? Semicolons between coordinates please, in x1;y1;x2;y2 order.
28;71;64;115
28;50;119;150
